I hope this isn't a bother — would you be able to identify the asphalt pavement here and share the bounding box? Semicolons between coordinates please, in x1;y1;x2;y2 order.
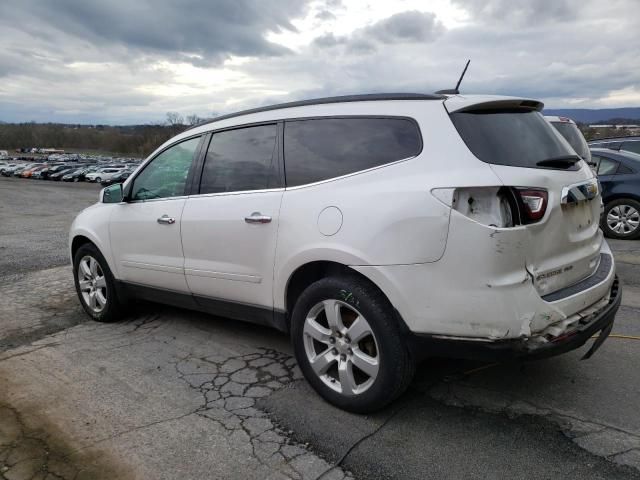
1;175;639;479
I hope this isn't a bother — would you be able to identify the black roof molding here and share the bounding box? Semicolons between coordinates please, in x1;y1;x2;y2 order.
187;93;445;131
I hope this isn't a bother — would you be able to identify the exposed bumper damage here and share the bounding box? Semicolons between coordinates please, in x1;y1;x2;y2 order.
353;209;620;362
409;276;620;361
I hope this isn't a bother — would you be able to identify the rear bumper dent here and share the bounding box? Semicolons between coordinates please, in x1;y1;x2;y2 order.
408;276;621;362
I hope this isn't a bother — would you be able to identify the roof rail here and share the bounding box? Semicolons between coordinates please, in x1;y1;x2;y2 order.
587;135;640;143
186;92;445;131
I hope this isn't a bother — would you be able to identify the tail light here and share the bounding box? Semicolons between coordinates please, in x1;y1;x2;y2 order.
514;188;548;222
432;186;549;227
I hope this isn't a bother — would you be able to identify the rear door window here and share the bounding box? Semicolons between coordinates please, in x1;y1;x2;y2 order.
450;109;576;169
199;124;280;194
284;117;421;187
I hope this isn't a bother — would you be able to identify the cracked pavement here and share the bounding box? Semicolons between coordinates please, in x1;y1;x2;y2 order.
0;281;352;479
1;176;640;479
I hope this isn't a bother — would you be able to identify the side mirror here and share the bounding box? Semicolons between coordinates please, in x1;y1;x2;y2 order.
101;183;123;203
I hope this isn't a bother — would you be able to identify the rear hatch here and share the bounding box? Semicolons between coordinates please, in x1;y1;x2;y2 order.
446;97;603;297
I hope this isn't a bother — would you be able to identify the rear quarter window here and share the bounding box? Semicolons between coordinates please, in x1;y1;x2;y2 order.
284;117;421;187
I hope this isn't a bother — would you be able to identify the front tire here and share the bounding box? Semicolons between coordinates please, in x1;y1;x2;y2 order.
291;275;414;413
73;243;124;322
602;199;640;240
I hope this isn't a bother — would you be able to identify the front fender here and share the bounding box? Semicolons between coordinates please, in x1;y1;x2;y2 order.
69;204;117;276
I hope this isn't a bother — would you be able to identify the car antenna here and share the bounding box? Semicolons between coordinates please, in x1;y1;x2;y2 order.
435;59;470;95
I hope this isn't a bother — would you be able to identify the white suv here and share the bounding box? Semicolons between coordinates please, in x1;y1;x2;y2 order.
544;115;592;164
85;168;125;183
70;93;621;412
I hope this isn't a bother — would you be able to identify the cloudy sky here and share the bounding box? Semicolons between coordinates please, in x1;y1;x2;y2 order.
0;0;638;124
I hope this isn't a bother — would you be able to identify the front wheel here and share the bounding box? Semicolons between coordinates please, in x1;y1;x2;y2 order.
291;275;414;413
602;199;640;240
73;243;124;322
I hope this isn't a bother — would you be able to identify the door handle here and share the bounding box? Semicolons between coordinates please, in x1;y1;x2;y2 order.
244;212;272;224
157;215;176;225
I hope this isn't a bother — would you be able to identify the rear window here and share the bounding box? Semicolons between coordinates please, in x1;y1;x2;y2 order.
450;109;575;169
284;117;421;187
551;122;590;160
621;141;640;155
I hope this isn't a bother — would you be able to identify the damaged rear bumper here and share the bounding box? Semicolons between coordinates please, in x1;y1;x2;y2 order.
407;276;621;362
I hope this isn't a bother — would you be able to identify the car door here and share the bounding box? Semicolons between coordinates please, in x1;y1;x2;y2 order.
109;135;203;292
181;123;284;323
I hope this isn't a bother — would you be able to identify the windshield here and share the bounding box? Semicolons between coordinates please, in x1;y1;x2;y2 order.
450;109;576;169
551;122;591;161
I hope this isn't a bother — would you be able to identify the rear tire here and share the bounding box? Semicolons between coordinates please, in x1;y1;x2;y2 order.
601;199;640;240
73;243;124;322
291;275;414;413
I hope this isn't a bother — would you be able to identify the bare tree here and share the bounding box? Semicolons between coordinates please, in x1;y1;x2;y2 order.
165;112;184;127
186;114;203;126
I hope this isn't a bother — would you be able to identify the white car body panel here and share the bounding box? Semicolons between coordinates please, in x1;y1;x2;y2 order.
181;189;284;307
69;203;117;273
109;198;189;292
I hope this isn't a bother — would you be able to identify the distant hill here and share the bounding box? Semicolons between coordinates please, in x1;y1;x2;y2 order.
543;108;640;124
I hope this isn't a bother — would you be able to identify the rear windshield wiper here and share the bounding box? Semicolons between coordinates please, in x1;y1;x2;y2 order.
536;155;581;169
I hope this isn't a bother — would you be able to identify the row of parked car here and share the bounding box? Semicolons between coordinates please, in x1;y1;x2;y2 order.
0;161;137;186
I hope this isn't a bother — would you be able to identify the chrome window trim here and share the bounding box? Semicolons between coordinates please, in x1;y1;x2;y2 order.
186;187;285;200
126;195;190;205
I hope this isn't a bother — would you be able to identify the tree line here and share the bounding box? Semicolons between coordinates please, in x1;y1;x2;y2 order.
0;112;205;158
1;112;636;158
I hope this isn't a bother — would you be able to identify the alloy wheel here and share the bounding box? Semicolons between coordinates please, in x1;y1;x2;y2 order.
303;299;380;396
77;255;108;313
607;204;640;235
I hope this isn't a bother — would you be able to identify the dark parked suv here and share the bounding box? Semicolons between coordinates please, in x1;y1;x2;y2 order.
591;147;640;239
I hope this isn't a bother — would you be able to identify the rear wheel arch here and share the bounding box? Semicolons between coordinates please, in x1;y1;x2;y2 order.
284;261;406;331
602;193;640;205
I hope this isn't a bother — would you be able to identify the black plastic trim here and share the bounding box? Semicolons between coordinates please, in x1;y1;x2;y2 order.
118;281;288;333
186;93;444;131
276;120;286;189
185;133;210;196
542;254;612;302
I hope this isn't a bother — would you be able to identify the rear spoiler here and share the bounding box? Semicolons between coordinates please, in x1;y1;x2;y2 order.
445;97;544;114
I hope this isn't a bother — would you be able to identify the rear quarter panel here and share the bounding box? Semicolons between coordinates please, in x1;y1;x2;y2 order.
273;101;504;310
